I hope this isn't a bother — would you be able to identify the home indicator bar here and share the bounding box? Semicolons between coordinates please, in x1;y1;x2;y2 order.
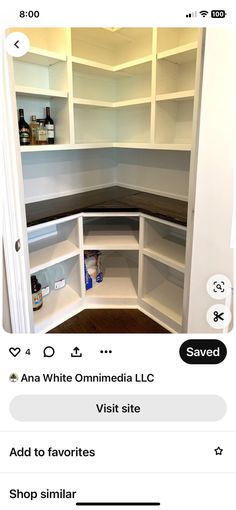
76;504;161;507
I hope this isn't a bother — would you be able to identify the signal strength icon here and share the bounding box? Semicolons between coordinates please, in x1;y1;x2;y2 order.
186;11;197;17
199;10;209;17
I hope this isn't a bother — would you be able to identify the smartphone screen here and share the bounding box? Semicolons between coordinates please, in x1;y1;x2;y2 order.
1;1;235;509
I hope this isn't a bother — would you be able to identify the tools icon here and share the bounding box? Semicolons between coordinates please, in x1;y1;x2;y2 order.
213;311;224;322
207;304;232;329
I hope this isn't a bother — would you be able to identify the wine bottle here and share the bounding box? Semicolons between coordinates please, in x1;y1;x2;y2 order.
44;106;55;144
18;109;30;145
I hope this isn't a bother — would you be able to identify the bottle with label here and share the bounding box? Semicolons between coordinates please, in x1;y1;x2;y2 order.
31;275;43;311
18;109;30;145
44;106;55;144
36;120;48;145
29;115;38;145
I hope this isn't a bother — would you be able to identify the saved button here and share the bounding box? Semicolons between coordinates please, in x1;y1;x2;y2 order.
179;340;227;364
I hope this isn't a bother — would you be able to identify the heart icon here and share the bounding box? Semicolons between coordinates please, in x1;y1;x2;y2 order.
9;347;21;357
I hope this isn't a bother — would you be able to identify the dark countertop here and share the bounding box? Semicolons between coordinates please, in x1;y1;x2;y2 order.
26;186;188;227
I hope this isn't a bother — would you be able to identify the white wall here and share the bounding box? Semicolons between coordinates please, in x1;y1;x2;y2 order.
23;146;191;204
23;148;116;203
187;29;233;333
115;148;190;200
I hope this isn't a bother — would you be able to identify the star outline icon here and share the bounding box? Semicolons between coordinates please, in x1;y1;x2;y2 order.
214;446;223;455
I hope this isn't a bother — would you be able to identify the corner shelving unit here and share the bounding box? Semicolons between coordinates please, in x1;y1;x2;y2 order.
7;26;204;333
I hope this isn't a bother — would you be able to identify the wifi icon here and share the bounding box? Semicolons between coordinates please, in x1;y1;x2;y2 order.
200;10;209;17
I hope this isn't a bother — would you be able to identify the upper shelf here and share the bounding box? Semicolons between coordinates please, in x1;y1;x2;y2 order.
73;97;151;108
16;47;67;66
20;142;192;153
72;55;152;73
7;27;68;54
156;90;194;102
11;27;200;153
157;42;197;64
16;86;68;98
71;28;153;67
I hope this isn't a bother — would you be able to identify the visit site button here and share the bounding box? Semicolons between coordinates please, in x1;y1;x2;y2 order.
179;340;227;364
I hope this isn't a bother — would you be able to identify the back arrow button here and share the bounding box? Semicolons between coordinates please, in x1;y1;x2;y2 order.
5;32;29;57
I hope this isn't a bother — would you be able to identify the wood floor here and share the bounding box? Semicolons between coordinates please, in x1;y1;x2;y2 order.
49;309;169;334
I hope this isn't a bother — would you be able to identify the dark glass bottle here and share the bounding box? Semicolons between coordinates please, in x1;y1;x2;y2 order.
18;109;30;145
31;275;43;311
44;106;55;144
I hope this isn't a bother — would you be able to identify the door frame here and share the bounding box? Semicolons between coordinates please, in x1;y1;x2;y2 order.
2;51;33;333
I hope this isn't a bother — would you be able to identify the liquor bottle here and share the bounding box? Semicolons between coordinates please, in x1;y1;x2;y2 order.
36;120;48;145
44;106;55;144
29;115;38;145
18;109;30;145
31;275;43;311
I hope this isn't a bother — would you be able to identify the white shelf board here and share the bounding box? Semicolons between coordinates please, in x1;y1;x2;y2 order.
16;47;67;66
20;143;114;152
20;144;72;152
72;56;113;72
115;97;151;108
114;142;191;151
114;142;151;149
113;55;152;72
152;143;191;151
34;286;81;333
143;279;183;326
156;90;195;102
15;85;68;98
157;42;197;64
143;247;185;273
29;240;80;273
84;227;139;250
73;143;114;149
71;54;152;73
73;97;151;108
73;98;113;108
85;254;138;300
20;142;191;152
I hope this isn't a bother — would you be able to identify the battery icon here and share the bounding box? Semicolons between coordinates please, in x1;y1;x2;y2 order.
211;10;227;17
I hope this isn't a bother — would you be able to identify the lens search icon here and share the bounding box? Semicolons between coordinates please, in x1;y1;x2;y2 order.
43;346;55;358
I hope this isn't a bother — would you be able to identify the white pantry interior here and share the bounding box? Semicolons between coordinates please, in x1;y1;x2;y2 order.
4;26;232;334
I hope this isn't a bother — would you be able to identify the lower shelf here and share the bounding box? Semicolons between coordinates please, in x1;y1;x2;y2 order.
142;255;184;327
85;251;138;305
34;285;82;333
